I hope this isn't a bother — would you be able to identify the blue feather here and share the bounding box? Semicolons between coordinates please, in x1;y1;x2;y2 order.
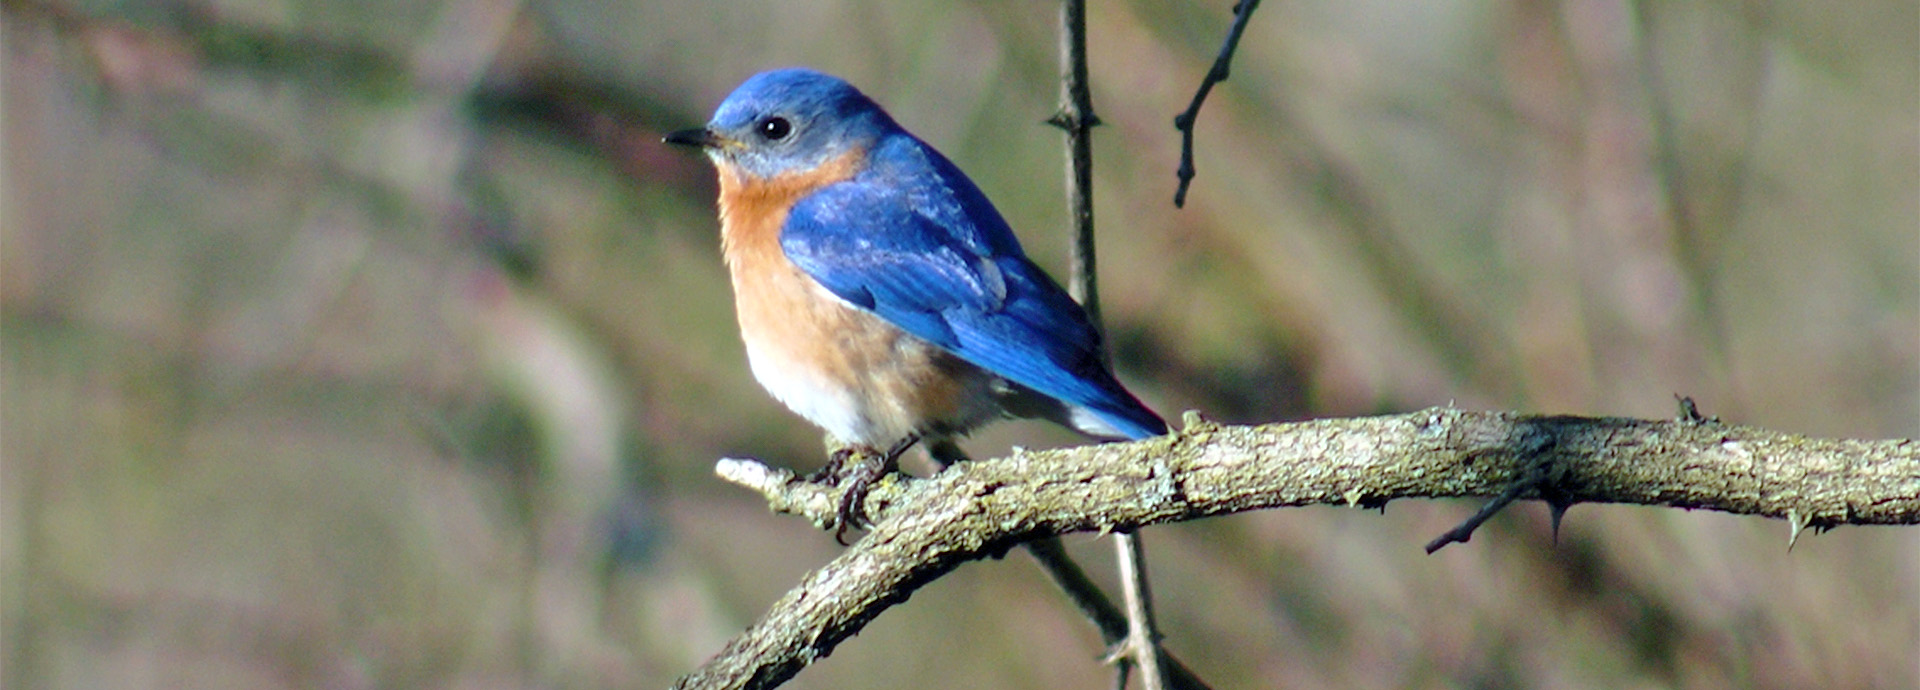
783;133;1166;440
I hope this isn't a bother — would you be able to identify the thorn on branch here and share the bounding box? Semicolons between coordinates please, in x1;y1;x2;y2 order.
1047;112;1102;131
1172;0;1264;208
1545;491;1573;545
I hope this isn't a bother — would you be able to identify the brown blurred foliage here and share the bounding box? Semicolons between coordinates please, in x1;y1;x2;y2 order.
3;1;1915;689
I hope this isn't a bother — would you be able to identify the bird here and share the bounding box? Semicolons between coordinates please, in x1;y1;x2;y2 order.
665;68;1164;537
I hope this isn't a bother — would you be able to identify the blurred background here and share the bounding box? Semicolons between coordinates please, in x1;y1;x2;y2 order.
4;0;1915;688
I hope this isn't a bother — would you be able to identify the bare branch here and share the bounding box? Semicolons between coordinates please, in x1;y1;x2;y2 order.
674;408;1919;689
1020;539;1210;690
1109;529;1167;690
1048;2;1180;688
1048;0;1104;327
1174;0;1263;208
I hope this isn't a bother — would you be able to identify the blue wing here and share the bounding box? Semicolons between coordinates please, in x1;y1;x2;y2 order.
782;134;1165;440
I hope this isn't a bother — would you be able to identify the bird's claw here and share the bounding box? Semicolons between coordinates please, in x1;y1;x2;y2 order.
832;456;887;544
807;446;856;485
816;435;921;544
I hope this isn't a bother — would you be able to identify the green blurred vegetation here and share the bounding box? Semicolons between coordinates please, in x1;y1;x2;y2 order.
3;0;1914;688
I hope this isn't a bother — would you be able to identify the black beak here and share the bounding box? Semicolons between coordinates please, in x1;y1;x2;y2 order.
664;128;718;148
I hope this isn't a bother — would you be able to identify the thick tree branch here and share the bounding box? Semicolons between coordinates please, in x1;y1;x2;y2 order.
671;408;1919;689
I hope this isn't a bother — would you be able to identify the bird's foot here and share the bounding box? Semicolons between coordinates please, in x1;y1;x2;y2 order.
807;446;857;485
821;435;922;544
832;452;888;545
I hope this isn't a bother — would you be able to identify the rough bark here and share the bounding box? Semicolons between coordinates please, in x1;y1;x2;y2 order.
670;408;1920;690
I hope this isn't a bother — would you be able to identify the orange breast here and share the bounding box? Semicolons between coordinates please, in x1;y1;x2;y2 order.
715;154;1000;446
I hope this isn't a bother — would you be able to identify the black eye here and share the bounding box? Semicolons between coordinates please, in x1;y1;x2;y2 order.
759;117;792;141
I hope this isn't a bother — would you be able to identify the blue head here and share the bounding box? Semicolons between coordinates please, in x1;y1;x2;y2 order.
665;69;899;179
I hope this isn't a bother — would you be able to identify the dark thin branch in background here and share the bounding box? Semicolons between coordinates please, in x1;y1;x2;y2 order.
1022;540;1212;690
1173;0;1263;208
1422;451;1553;553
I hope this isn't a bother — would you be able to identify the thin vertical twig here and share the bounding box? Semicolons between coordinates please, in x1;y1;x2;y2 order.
1173;0;1263;208
1113;531;1165;690
1048;3;1180;690
932;438;1209;690
1049;0;1104;334
1023;539;1213;690
934;439;1209;690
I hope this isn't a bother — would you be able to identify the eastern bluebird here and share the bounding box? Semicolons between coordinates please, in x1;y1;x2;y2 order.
666;68;1164;533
